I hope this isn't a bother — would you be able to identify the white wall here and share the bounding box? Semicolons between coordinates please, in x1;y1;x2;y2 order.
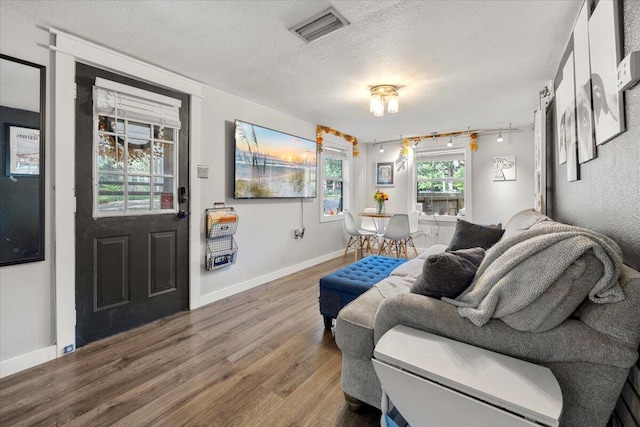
472;130;535;225
0;9;56;368
362;129;535;247
195;87;349;303
363;142;410;214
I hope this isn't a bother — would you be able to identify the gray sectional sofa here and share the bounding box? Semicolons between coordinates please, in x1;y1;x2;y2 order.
335;209;640;427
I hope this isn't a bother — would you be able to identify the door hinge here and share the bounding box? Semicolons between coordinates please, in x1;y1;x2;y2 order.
73;83;77;100
73;196;77;213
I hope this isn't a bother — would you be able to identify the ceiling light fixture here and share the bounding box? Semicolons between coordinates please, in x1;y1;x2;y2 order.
379;144;384;153
369;85;399;117
497;128;504;143
447;135;453;147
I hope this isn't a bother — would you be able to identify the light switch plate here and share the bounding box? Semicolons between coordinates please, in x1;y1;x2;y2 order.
197;165;209;179
617;51;640;92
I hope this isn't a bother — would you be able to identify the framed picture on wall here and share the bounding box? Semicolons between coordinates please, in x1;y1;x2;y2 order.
493;156;516;181
573;1;596;163
588;0;625;145
6;125;40;176
555;80;567;165
563;52;580;182
376;162;394;186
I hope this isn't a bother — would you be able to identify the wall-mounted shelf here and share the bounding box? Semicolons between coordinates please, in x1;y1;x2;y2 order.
205;203;238;271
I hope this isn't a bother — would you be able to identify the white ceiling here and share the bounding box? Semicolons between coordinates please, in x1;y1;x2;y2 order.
2;0;581;142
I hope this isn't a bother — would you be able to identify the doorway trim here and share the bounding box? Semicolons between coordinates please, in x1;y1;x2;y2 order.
50;29;203;356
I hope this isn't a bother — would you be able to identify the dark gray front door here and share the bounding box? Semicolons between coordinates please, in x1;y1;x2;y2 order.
75;63;189;347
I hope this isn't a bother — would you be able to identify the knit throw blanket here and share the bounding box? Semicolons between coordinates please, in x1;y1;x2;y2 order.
442;223;625;327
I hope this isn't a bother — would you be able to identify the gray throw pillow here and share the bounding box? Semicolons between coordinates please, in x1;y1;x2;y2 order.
411;247;485;299
448;219;504;251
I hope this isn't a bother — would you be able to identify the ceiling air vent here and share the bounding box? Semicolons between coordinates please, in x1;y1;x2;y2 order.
290;7;350;43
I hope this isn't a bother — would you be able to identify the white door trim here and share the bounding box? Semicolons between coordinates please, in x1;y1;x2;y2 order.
50;29;203;357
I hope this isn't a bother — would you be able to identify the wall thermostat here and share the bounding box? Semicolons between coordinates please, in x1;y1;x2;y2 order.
617;51;640;92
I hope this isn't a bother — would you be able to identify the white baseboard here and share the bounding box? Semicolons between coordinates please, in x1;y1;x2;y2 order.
194;249;344;309
0;345;57;378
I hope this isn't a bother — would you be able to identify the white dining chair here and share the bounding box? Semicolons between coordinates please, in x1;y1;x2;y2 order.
343;211;375;261
360;207;382;251
378;214;410;258
361;207;378;233
406;209;420;256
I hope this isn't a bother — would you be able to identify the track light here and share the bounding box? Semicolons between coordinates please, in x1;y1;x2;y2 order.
497;128;504;143
447;135;453;147
412;140;418;148
379;144;384;153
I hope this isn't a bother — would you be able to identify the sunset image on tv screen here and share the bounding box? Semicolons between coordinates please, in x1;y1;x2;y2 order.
234;120;317;199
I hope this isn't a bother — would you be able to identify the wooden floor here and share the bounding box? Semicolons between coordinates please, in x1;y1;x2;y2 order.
0;255;382;426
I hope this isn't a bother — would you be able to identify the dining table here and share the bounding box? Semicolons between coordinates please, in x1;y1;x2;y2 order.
358;212;394;235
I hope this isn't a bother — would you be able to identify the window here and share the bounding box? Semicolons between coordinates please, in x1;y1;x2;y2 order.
416;150;466;216
320;141;351;222
323;156;343;214
93;78;181;217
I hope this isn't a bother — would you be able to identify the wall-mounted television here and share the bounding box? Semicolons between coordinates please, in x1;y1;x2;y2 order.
234;119;317;199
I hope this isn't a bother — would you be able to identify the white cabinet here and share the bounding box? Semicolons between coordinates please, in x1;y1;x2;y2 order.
373;325;563;427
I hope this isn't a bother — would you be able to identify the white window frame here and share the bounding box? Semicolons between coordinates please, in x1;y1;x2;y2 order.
92;81;181;218
319;139;352;223
411;139;473;222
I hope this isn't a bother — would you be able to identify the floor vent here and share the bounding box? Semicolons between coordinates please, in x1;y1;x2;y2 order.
290;7;350;43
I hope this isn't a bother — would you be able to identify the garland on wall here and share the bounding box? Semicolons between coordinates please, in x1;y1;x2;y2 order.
401;139;409;158
469;133;478;151
316;125;359;157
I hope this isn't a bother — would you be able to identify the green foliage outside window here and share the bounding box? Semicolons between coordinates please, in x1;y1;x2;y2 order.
324;158;343;179
323;157;343;215
417;160;465;194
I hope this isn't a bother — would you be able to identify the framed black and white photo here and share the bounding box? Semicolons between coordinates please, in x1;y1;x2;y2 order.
563;53;579;182
573;1;596;163
588;0;625;145
493;156;516;181
6;125;40;176
376;162;394;186
555;80;567;165
534;106;546;212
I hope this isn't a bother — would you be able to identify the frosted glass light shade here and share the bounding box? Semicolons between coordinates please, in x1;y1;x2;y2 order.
387;94;399;113
370;95;384;116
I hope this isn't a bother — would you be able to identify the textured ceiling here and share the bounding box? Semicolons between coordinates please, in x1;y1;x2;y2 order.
2;0;582;142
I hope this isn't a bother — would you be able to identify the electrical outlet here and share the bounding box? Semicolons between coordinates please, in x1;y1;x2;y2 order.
63;344;75;354
617;51;640;92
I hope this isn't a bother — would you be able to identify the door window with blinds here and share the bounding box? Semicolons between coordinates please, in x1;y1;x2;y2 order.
93;78;181;217
416;150;465;216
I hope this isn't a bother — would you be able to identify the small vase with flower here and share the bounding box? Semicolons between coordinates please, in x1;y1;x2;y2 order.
373;190;389;214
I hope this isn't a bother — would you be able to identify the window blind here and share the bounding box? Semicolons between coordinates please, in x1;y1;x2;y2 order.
324;146;347;159
94;77;182;128
415;149;465;162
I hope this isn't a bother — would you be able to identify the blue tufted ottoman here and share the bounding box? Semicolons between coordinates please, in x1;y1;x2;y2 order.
319;255;408;328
